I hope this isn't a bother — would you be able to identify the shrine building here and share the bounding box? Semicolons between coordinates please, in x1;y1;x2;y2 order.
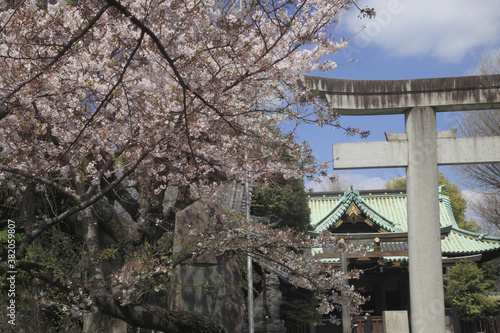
307;186;500;332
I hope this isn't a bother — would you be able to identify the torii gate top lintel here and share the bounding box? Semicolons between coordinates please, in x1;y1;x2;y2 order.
300;73;500;115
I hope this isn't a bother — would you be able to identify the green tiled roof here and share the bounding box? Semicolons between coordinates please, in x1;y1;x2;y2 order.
318;257;408;264
317;255;486;264
309;187;457;232
309;187;401;232
308;187;500;257
442;229;500;255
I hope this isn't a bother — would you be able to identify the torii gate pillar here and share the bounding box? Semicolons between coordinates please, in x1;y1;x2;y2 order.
405;106;443;330
300;74;500;333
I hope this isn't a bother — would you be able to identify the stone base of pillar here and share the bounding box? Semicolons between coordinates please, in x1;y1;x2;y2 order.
383;311;409;333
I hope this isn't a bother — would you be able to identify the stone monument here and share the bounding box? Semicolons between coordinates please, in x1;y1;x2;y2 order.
254;273;286;333
168;199;245;332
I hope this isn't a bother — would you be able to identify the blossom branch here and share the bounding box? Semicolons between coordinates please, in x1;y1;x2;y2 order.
17;148;150;259
61;30;145;158
0;4;110;119
0;166;80;201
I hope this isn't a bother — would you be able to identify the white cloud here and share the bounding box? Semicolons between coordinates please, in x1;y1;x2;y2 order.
339;0;500;63
306;171;390;192
461;189;498;235
462;189;481;221
340;172;389;190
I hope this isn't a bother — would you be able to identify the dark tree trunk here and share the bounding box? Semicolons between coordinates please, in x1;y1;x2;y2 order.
19;182;45;331
94;290;227;333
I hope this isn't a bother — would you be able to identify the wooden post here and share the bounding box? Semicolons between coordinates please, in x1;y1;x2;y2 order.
341;252;351;333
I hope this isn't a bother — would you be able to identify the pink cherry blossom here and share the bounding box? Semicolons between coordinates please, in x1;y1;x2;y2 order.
0;1;368;331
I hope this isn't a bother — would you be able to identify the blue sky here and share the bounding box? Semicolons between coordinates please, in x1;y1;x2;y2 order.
298;0;500;199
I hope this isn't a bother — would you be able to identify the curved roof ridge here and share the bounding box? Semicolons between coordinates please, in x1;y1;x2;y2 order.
311;189;353;230
313;186;400;233
450;226;500;241
352;190;401;232
439;193;458;228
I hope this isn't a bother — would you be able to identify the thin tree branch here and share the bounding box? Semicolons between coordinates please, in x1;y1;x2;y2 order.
0;166;80;201
103;0;244;134
17;148;150;259
0;0;27;34
61;30;145;158
0;4;109;120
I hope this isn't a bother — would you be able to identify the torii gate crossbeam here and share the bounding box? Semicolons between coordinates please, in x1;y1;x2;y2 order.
300;74;500;333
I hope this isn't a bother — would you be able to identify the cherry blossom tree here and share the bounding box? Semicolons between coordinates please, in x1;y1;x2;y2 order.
0;0;368;331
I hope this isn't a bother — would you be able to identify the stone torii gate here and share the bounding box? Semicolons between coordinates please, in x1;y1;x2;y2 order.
300;74;500;333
